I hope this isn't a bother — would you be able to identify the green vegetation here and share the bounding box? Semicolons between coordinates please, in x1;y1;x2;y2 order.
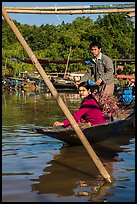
2;13;135;77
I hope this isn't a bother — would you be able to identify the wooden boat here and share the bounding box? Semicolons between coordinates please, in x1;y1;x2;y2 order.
34;111;135;146
52;79;76;89
25;76;77;89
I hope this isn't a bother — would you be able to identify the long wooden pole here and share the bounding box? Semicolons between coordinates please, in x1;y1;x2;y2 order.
4;3;135;10
4;8;135;15
63;46;72;79
2;6;111;183
127;13;135;18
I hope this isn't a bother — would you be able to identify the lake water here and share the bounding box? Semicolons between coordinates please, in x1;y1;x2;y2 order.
2;89;135;202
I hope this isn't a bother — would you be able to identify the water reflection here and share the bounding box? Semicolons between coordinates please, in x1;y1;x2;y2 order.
2;89;81;127
2;88;80;100
31;129;134;202
2;90;135;202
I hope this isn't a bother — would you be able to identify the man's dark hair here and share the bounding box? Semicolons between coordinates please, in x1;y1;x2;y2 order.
89;41;102;49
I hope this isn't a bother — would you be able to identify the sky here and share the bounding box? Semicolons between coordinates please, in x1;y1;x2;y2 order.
2;2;135;26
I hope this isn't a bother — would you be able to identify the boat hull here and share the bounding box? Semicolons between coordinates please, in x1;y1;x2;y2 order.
34;113;135;145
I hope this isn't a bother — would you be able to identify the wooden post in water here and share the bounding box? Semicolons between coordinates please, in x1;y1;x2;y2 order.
2;6;111;183
63;46;72;79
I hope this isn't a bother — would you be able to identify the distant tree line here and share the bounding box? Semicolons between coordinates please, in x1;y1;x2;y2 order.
2;13;135;77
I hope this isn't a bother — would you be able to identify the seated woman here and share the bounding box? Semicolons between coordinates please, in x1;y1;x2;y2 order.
53;81;106;127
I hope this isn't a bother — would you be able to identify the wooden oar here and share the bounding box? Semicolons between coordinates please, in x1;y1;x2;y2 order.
2;6;111;183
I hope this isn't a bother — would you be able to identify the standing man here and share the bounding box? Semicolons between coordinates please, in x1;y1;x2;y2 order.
80;41;114;95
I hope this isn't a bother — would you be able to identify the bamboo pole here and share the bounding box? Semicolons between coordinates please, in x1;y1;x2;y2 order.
4;3;135;10
127;13;135;18
4;8;135;15
2;6;111;183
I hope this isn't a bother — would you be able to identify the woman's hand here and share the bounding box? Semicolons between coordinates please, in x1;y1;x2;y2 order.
53;121;64;127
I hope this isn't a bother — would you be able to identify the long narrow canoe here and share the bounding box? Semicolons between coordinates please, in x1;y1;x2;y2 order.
34;111;135;145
